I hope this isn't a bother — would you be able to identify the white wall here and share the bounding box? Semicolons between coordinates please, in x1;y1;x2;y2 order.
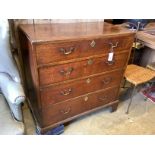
13;19;104;24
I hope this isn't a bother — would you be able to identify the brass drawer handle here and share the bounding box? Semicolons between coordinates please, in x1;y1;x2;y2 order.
102;77;112;84
87;59;93;65
105;60;115;65
60;67;74;76
90;40;96;47
60;88;72;96
109;42;119;50
84;96;89;101
59;47;75;55
60;107;71;115
99;96;108;101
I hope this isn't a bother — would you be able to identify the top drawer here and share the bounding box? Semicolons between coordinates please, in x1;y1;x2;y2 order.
35;35;134;65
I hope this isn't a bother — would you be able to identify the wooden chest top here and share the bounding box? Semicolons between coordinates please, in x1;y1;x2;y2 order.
19;22;135;43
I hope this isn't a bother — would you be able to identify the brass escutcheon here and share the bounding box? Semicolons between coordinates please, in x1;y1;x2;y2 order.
86;78;91;84
84;96;89;101
90;40;96;47
87;59;93;65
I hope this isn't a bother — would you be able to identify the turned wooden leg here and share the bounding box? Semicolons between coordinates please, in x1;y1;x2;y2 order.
111;103;118;112
36;124;64;135
36;125;49;135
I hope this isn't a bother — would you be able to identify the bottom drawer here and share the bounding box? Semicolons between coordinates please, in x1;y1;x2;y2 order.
41;86;119;127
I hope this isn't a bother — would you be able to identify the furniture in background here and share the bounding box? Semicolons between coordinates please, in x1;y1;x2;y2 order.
135;22;155;67
18;22;134;134
124;64;155;114
147;62;155;71
137;22;155;50
141;62;155;102
0;19;25;134
0;74;25;135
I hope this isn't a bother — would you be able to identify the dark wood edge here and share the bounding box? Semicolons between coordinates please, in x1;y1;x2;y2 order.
116;36;135;98
26;98;42;128
32;33;135;44
28;42;42;109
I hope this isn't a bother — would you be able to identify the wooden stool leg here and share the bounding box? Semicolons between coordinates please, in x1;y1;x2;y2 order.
126;85;136;114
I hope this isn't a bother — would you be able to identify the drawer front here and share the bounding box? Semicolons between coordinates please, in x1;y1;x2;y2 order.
42;87;119;126
40;70;122;106
35;35;133;65
39;52;128;86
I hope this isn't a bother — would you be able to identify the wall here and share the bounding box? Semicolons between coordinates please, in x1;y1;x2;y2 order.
140;47;155;66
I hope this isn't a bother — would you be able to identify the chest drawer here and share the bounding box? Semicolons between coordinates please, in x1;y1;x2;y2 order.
42;86;119;126
35;35;133;65
39;52;128;86
40;69;122;106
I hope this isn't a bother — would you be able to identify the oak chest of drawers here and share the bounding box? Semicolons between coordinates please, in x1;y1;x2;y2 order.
18;22;135;134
